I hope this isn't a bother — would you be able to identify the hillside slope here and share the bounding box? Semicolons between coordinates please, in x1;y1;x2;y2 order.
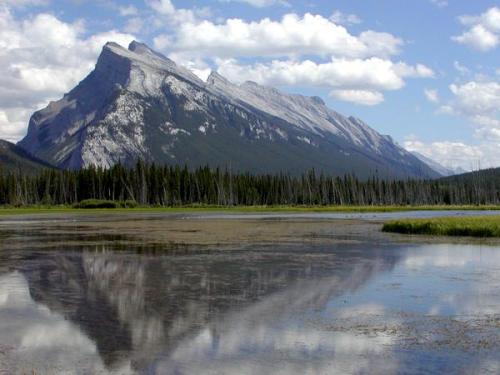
0;140;53;174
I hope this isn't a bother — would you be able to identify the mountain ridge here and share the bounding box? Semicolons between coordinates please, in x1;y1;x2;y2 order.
18;40;439;179
0;139;54;174
411;151;467;177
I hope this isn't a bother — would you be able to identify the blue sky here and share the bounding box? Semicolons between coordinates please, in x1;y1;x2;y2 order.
1;0;499;170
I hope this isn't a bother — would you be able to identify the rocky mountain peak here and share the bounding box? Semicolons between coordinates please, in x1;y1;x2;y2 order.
128;40;153;53
99;40;204;89
207;71;230;86
17;41;439;178
128;40;174;63
310;96;325;106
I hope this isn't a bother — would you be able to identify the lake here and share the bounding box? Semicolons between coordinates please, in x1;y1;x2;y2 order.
0;212;499;374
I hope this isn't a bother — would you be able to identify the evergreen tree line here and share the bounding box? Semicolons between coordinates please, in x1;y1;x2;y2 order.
0;162;499;207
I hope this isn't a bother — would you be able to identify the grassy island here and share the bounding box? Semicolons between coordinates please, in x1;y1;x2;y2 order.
383;216;500;238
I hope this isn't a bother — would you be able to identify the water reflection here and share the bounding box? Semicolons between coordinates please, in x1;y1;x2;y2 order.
0;271;134;374
0;239;499;374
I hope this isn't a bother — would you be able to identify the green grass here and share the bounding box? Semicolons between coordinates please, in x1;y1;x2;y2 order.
382;216;500;238
1;204;500;216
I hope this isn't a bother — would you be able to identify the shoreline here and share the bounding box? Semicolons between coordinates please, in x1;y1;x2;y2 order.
1;210;500;246
2;204;500;216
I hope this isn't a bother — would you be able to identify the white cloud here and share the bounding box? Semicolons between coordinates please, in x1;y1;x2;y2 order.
0;108;33;143
458;7;500;32
215;57;433;105
330;10;362;26
394;62;435;78
444;81;500;127
145;0;210;25
150;9;432;107
147;0;175;15
409;80;500;170
0;7;134;142
453;60;470;75
429;0;448;8
424;89;439;103
155;13;403;59
452;7;500;51
150;11;434;106
124;17;143;33
119;5;138;17
453;25;498;51
330;90;383;106
404;138;490;171
221;0;289;7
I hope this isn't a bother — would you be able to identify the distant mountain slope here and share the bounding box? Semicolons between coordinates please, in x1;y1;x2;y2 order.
411;151;466;177
18;41;439;179
411;152;449;177
440;167;500;184
0;140;53;174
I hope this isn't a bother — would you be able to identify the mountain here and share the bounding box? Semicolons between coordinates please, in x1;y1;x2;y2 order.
0;139;53;174
440;167;500;184
18;41;439;178
411;151;467;177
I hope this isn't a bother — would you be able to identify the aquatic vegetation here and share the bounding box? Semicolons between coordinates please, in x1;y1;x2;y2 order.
383;216;500;237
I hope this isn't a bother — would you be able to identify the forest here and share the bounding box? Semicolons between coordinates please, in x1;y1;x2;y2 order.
0;162;499;207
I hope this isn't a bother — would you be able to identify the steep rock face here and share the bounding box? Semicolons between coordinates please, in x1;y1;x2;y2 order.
18;41;438;178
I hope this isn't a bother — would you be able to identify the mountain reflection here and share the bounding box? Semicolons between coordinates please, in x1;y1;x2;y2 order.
0;243;399;374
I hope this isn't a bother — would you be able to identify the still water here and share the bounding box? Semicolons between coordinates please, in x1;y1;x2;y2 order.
0;213;499;374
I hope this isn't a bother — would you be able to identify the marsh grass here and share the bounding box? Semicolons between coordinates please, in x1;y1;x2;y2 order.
382;216;500;237
1;204;500;216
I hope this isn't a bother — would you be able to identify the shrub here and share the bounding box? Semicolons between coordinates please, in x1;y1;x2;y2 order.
121;200;138;208
74;199;119;209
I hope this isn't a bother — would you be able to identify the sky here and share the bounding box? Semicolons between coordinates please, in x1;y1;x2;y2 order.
0;0;498;171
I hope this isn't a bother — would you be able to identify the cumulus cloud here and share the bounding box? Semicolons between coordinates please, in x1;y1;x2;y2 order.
452;7;500;51
124;17;143;33
404;138;488;171
424;89;439;103
410;80;500;169
0;108;33;142
154;13;403;59
330;90;383;106
442;81;500;128
146;0;175;15
216;57;433;105
330;10;362;26
0;7;134;142
119;5;138;17
150;12;435;105
145;0;210;25
221;0;289;7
